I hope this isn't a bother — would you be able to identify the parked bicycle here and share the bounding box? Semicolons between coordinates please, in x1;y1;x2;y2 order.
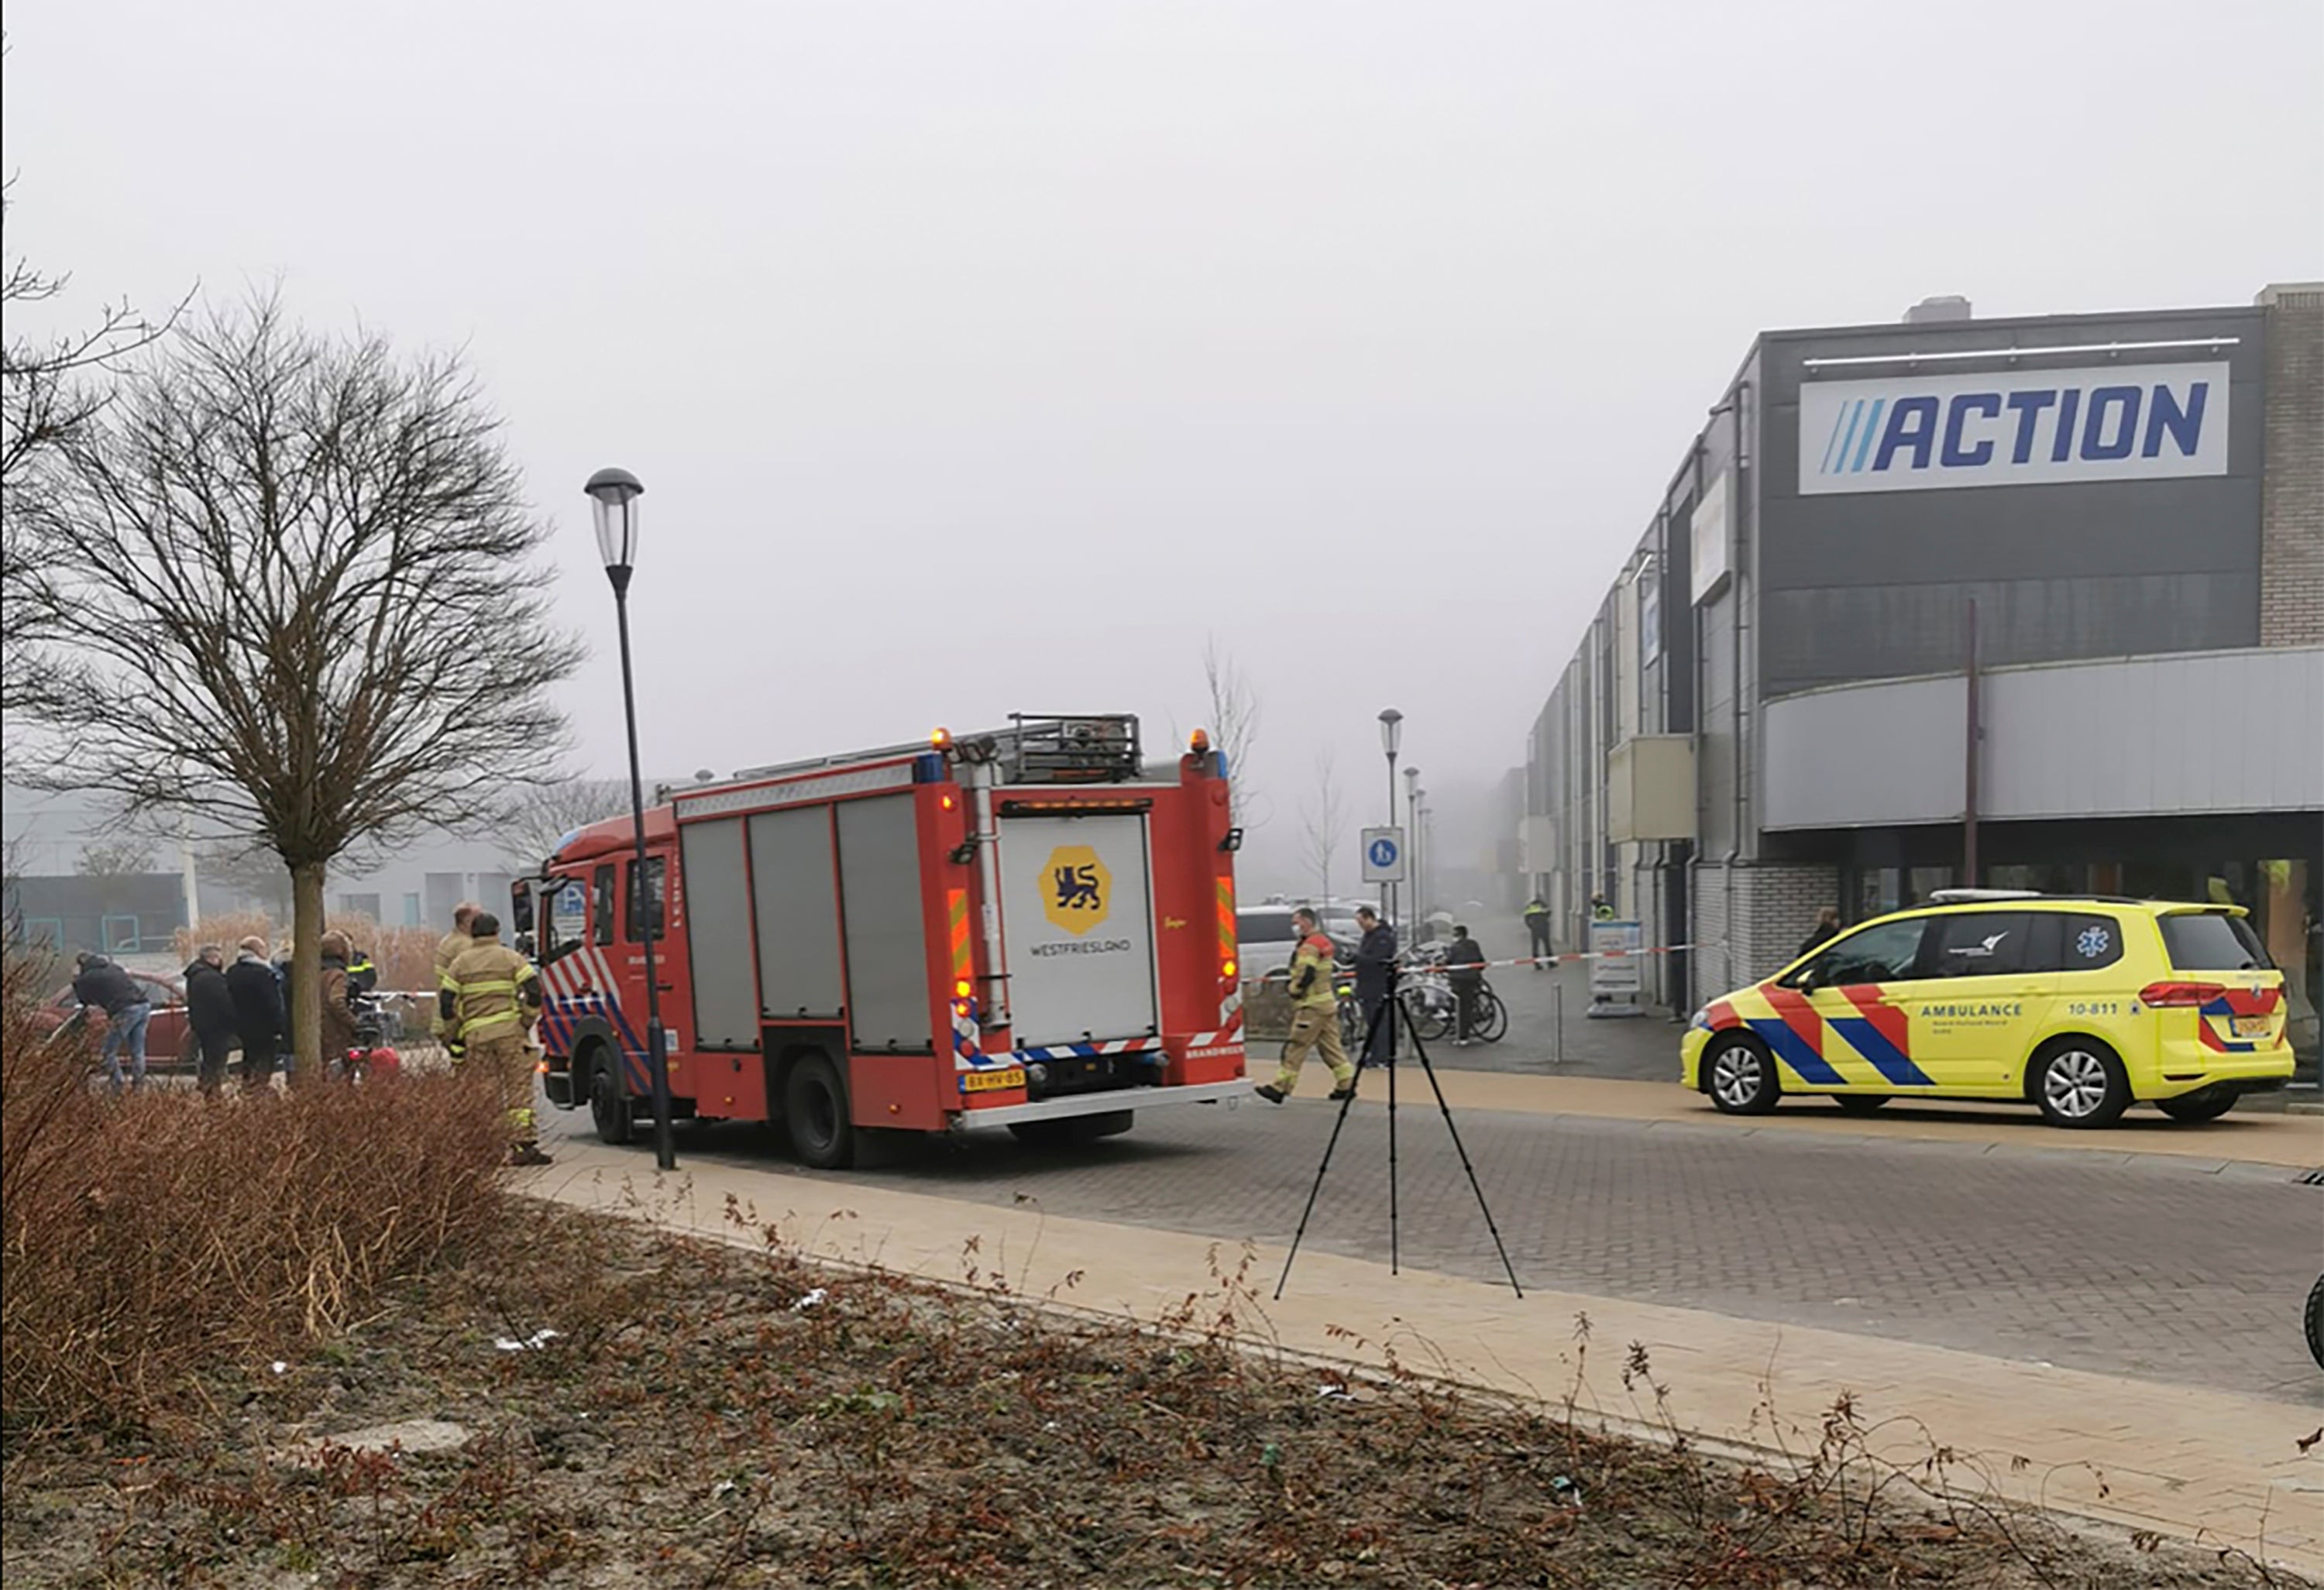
330;990;402;1087
1375;946;1508;1046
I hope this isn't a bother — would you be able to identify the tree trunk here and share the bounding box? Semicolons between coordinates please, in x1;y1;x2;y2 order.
290;859;325;1087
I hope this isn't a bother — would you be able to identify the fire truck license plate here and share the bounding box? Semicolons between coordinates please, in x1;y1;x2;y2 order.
961;1067;1026;1094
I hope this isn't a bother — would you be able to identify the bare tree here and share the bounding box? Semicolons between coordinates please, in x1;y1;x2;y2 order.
1297;747;1349;908
500;777;630;874
1202;634;1262;826
2;179;183;718
12;294;583;1073
73;838;156;878
196;840;294;921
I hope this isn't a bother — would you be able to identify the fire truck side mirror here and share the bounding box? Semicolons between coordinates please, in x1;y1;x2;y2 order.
510;881;535;936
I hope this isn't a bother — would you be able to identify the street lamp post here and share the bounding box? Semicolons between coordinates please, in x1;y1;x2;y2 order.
1403;765;1421;938
1377;709;1403;935
586;466;677;1172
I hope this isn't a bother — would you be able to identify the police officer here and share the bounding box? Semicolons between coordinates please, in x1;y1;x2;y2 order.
1523;896;1553;969
345;944;379;1003
431;901;480;1052
439;911;550;1166
1254;908;1356;1104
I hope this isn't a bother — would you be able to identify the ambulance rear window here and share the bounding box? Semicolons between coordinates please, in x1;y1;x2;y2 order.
2160;913;2270;972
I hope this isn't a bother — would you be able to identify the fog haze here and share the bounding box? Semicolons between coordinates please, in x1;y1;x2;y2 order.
6;0;2318;895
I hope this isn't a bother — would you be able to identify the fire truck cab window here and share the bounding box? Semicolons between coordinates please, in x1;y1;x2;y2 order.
592;865;616;947
626;856;667;942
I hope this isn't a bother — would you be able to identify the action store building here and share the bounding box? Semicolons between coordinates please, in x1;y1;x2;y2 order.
1521;284;2322;1078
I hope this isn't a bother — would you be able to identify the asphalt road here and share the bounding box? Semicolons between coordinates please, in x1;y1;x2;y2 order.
542;1085;2324;1407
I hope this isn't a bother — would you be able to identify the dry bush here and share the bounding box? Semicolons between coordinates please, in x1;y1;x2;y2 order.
171;908;274;964
1;950;511;1435
175;912;439;994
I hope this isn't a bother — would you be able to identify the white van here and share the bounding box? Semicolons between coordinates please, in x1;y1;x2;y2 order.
1236;905;1306;982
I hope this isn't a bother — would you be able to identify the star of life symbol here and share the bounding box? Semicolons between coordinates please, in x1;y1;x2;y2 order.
2075;925;2111;959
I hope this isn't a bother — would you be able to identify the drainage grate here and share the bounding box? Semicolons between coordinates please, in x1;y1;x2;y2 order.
2298;1169;2324;1186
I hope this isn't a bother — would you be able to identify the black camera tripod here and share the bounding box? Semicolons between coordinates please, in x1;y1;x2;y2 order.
1274;968;1523;1300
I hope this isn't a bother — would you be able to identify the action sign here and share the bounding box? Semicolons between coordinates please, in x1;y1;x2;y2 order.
1798;361;2228;496
1360;827;1406;884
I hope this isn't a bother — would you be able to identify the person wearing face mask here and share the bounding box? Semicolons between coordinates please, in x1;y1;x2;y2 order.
1255;907;1357;1104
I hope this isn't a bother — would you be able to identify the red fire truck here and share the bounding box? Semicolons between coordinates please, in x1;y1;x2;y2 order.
511;715;1249;1167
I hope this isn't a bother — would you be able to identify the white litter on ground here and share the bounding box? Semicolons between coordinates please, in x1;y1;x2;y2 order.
493;1328;562;1352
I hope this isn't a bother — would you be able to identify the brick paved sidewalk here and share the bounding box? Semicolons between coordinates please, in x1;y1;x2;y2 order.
528;1146;2324;1576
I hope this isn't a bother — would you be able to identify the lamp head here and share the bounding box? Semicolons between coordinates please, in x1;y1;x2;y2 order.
585;467;645;586
1377;707;1403;757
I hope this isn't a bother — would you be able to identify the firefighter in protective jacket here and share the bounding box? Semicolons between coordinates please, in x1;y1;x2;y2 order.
1255;907;1356;1104
431;901;480;1048
439;911;549;1166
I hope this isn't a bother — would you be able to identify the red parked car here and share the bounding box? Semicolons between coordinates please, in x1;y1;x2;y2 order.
35;973;195;1068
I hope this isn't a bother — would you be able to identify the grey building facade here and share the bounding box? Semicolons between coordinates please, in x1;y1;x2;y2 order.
1521;285;2323;1077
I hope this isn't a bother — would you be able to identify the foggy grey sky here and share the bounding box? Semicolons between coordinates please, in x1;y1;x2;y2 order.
6;0;2319;895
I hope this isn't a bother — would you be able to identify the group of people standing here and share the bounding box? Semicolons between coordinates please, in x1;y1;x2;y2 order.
67;901;551;1166
74;929;376;1096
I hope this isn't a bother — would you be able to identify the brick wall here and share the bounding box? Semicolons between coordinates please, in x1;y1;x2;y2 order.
1685;860;1841;1003
2260;283;2324;647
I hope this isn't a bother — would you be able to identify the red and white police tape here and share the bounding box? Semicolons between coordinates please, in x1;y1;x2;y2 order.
1403;944;1697;975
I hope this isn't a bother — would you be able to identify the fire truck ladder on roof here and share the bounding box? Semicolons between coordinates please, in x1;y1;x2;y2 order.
724;714;1144;788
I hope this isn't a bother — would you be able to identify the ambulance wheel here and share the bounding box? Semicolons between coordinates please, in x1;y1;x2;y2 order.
1009;1111;1133;1149
1703;1033;1780;1115
785;1054;854;1169
2155;1086;2238;1123
2305;1275;2324;1372
589;1053;634;1145
1831;1094;1891;1114
2030;1039;2130;1128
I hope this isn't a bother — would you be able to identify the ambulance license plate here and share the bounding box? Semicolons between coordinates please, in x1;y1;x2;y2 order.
962;1066;1026;1094
2230;1015;2269;1040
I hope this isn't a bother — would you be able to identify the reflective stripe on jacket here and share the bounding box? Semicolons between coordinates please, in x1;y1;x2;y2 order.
441;937;538;1042
1287;932;1339;1010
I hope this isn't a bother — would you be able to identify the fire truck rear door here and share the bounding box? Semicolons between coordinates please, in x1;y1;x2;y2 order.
997;812;1159;1049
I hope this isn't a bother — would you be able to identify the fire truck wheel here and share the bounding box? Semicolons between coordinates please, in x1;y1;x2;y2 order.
784;1054;854;1169
589;1053;634;1145
1009;1111;1134;1149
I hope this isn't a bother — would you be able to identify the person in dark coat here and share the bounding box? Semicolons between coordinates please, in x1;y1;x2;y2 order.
226;936;286;1089
1352;906;1398;1067
183;945;236;1095
316;932;359;1063
73;952;153;1093
1796;906;1843;962
1448;925;1487;1046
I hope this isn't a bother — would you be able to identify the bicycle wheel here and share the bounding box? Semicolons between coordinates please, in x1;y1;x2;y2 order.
1405;988;1452;1042
1338;998;1365;1051
1475;987;1508;1043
